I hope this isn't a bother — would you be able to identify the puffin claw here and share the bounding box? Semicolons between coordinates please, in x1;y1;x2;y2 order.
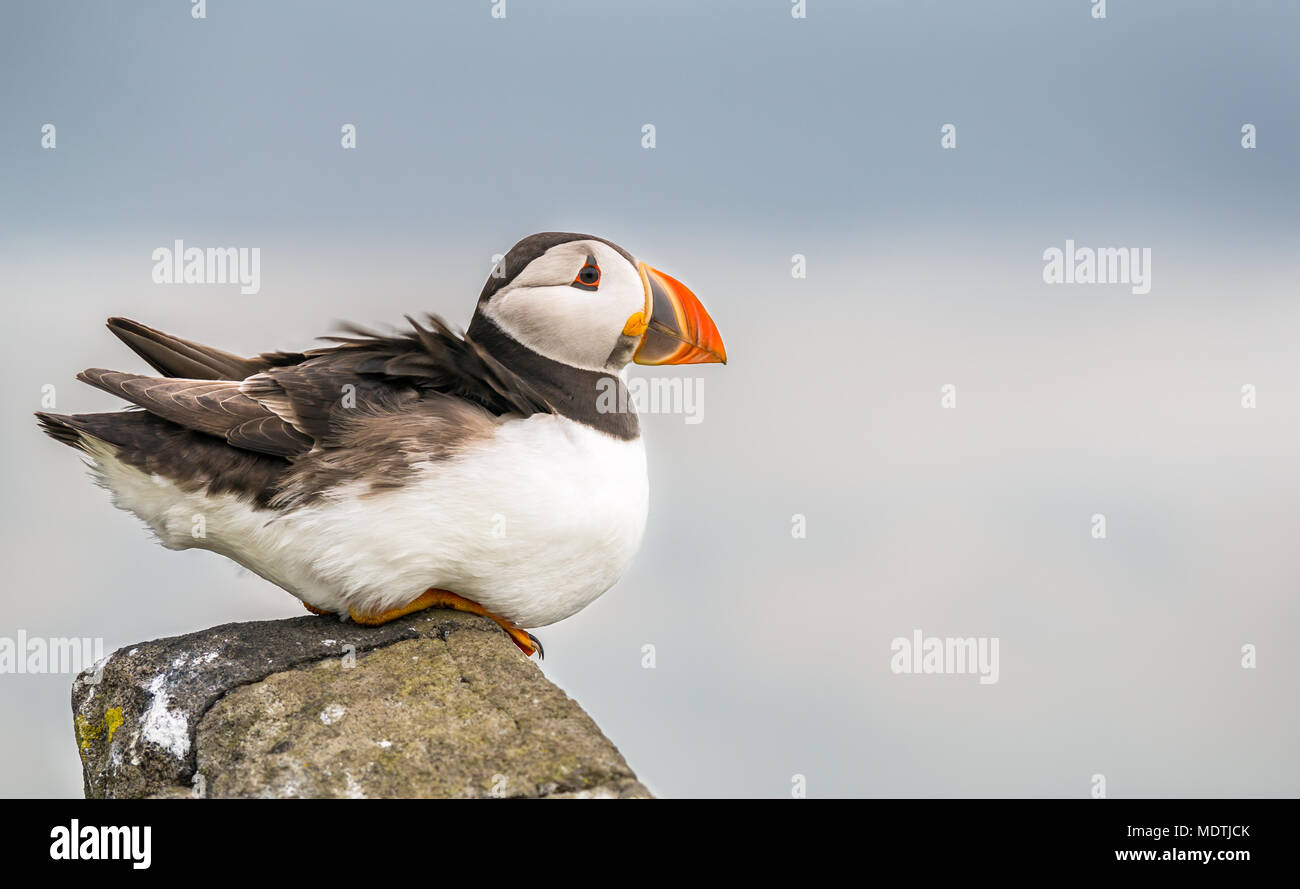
527;633;545;661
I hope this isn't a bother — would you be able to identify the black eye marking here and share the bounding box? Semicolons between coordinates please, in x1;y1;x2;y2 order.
571;254;601;291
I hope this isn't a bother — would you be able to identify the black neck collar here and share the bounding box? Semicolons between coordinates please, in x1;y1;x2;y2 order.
466;316;639;441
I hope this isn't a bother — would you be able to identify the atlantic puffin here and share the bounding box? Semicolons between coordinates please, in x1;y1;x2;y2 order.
36;232;726;658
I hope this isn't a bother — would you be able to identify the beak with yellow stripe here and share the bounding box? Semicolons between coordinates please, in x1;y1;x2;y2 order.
627;263;727;366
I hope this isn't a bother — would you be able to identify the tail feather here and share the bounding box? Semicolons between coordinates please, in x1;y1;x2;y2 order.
35;409;288;507
35;411;91;450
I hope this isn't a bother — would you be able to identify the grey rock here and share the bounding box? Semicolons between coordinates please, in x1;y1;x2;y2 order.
71;610;650;799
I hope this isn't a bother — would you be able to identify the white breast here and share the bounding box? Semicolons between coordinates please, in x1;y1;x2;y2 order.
87;415;650;628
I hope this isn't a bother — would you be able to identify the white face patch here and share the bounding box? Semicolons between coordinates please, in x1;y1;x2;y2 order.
482;240;646;372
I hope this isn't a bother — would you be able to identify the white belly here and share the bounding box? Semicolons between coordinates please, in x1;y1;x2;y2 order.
87;415;650;628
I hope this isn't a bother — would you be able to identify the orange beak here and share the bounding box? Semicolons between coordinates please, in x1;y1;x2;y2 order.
630;263;727;365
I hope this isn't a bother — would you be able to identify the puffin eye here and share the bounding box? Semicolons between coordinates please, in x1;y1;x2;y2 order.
571;256;601;291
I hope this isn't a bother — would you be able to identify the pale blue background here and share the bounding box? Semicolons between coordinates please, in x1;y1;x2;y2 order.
1;1;1297;797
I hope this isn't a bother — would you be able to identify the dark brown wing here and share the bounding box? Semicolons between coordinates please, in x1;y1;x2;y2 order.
106;314;551;419
77;369;314;458
76;314;554;462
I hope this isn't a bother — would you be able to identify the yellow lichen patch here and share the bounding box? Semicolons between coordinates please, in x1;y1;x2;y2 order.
75;707;125;756
105;707;123;742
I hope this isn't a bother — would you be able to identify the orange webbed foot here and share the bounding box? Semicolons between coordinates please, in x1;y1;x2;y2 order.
349;589;542;658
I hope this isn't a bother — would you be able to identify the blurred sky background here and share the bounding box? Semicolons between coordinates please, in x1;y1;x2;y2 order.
2;1;1298;798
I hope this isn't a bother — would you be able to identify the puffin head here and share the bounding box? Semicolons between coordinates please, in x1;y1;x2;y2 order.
468;232;726;373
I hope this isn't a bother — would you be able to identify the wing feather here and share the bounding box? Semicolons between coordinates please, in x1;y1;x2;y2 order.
80;313;554;463
77;369;313;457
